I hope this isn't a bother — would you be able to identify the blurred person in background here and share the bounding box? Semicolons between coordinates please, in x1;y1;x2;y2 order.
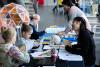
30;14;45;40
71;0;80;8
52;0;63;13
31;0;38;13
58;0;91;35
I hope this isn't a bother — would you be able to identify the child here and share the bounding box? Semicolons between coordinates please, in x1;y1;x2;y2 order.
20;24;40;52
30;14;45;40
18;24;42;67
0;27;30;67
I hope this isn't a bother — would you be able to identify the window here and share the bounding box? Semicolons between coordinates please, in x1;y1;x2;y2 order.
80;0;100;16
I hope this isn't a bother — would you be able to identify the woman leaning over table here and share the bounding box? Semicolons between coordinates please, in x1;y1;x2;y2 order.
58;0;91;36
65;17;95;67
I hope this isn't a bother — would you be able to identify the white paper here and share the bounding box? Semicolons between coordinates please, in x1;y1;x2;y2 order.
45;27;66;33
31;50;52;57
58;50;83;61
71;42;77;45
31;51;51;58
43;45;51;50
31;52;43;57
50;45;65;50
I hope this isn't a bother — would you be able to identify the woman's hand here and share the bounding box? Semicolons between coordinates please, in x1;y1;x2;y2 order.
66;44;72;48
63;40;71;45
64;40;72;48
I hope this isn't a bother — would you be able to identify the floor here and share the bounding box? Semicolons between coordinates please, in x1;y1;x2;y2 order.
37;6;68;31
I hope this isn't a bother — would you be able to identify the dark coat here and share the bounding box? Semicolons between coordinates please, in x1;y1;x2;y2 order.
65;29;96;65
30;24;45;40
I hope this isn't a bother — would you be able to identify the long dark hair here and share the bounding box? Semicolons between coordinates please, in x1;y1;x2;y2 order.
62;0;73;21
73;17;87;31
73;17;94;37
62;0;73;7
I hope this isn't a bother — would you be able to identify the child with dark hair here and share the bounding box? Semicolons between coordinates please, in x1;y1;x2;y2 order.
65;17;95;67
20;24;40;52
18;24;41;67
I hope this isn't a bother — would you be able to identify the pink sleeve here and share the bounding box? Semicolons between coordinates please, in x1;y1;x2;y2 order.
7;46;30;63
7;46;22;59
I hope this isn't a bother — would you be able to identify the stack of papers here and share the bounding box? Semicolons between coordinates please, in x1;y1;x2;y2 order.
45;27;66;33
43;45;65;50
43;45;51;50
31;50;51;58
58;50;83;61
50;45;65;50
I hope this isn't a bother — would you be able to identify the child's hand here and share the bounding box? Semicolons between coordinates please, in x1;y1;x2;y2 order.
34;42;40;47
57;31;65;36
32;42;40;49
19;46;26;52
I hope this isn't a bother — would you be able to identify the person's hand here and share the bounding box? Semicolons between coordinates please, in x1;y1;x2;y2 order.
57;31;65;36
19;45;26;52
32;41;40;49
67;44;72;48
34;41;40;47
63;40;71;45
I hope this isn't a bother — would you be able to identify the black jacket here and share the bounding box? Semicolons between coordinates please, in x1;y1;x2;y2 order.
30;24;45;40
65;29;96;65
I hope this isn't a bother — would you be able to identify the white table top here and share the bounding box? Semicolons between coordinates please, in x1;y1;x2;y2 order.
31;29;82;61
45;27;66;33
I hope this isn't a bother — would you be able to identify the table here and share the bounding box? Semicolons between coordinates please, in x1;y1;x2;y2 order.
56;50;84;67
30;27;84;67
30;33;57;66
45;27;66;34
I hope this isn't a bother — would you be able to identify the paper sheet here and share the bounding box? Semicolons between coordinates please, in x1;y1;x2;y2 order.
58;50;83;61
31;50;51;58
45;27;66;33
43;45;51;50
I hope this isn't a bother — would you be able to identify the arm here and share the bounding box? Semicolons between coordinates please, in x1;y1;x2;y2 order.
65;44;82;55
65;31;92;55
78;31;93;55
8;46;30;63
64;9;77;33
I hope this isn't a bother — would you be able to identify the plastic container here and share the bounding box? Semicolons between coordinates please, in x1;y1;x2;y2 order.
51;48;56;63
63;37;77;42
